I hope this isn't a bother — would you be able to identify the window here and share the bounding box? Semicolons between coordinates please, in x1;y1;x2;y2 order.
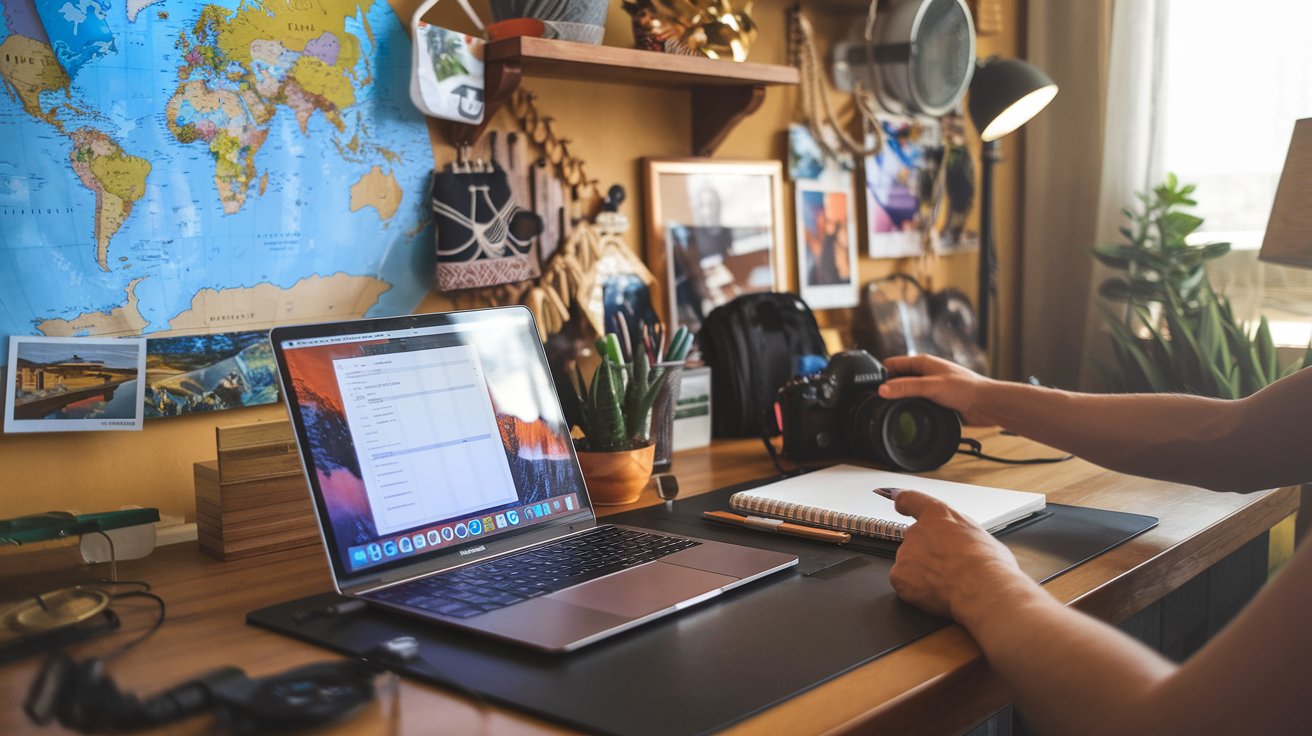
1161;0;1312;348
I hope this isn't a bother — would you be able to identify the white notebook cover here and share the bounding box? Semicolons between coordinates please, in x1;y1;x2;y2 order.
730;464;1047;537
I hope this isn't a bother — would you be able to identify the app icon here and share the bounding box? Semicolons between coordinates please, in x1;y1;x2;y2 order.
440;526;454;541
351;548;367;566
455;523;469;538
382;541;398;557
427;530;440;545
468;519;483;535
398;536;413;553
565;497;574;511
506;510;520;525
367;543;382;561
495;514;507;528
524;506;535;519
413;534;427;550
539;504;550;516
534;504;545;516
552;500;561;510
484;516;495;530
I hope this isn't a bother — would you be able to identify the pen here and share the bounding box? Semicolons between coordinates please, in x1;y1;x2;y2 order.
702;510;851;544
872;487;913;500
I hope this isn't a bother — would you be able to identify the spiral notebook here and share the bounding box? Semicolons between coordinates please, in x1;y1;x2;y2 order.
729;464;1047;541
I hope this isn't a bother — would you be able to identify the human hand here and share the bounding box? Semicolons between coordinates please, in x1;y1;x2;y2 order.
878;354;998;426
888;490;1032;621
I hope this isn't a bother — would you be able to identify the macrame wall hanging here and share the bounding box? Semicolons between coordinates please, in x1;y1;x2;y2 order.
434;89;653;349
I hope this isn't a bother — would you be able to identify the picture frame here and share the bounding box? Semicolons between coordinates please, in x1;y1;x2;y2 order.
643;159;788;333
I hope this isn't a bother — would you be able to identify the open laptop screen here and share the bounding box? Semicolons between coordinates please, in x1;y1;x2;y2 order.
272;308;589;581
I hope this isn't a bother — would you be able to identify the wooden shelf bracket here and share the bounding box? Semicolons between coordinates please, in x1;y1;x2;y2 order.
691;84;767;157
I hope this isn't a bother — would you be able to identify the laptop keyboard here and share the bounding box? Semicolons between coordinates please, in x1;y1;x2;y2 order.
368;526;701;619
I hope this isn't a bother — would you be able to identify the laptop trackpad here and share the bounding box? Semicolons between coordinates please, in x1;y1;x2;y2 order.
551;562;737;618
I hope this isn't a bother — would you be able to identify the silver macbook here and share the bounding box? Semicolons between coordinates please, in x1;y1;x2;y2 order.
270;307;796;652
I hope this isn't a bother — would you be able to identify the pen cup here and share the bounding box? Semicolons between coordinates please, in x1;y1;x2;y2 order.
650;361;684;473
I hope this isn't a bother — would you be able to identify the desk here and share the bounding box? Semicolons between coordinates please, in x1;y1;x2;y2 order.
1;429;1298;735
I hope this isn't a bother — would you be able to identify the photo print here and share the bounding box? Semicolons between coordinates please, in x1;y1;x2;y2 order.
5;336;147;433
796;184;859;309
144;331;280;418
864;116;941;259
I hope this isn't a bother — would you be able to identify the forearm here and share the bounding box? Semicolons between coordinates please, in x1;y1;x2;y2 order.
970;368;1312;491
955;578;1175;736
971;383;1264;491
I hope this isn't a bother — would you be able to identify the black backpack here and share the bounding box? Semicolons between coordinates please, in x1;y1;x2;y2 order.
697;293;828;438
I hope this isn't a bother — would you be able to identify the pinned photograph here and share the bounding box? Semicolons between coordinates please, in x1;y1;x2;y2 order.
796;185;859;309
864;117;940;259
144;331;280;418
5;337;147;433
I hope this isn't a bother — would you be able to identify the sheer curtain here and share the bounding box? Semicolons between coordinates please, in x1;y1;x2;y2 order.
1018;1;1116;388
1075;0;1171;388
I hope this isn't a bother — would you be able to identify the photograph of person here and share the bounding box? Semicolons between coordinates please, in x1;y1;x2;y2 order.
644;160;786;333
797;186;858;309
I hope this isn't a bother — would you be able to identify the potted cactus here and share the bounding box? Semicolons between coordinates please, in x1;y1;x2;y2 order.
570;324;691;505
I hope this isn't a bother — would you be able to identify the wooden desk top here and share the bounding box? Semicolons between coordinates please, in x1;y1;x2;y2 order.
1;430;1298;735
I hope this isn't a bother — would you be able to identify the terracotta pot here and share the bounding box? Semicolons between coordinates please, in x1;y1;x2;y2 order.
576;443;655;506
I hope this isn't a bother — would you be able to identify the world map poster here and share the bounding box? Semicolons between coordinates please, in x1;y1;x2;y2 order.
0;0;437;420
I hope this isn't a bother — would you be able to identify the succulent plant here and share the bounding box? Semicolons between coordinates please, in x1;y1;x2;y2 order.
570;324;692;452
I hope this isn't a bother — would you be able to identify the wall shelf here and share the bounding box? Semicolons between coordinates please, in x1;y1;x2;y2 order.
450;37;800;157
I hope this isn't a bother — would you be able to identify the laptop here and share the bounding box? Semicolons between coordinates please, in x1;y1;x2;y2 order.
270;306;797;652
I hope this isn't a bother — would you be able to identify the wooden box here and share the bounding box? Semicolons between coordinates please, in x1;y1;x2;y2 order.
194;420;319;561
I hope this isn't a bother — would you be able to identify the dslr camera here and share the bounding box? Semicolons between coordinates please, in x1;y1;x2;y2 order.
775;350;961;472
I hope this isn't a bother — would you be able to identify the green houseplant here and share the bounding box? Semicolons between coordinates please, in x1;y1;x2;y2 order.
1094;174;1310;397
569;325;691;504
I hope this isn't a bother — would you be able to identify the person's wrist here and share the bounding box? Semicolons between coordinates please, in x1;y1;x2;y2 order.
950;559;1046;630
963;376;1005;426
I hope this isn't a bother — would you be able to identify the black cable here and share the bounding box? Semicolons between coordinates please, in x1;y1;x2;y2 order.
955;438;1072;465
98;591;166;661
760;432;809;477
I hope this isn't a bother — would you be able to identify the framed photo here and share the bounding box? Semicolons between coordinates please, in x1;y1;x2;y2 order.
796;181;859;309
5;336;146;433
643;159;788;333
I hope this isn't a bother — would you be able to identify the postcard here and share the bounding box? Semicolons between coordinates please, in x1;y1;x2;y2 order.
143;331;280;418
5;336;147;433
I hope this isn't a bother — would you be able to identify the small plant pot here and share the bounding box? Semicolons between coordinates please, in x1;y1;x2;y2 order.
576;443;655;506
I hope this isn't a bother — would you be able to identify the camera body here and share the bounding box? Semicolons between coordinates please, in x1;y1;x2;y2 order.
776;350;961;472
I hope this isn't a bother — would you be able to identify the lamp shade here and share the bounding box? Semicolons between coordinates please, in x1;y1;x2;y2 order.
969;57;1058;142
1259;118;1312;269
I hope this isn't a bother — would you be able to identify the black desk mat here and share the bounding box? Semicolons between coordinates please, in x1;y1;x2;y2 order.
249;478;1157;736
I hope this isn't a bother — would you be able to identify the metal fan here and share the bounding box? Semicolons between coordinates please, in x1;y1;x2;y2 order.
832;0;977;117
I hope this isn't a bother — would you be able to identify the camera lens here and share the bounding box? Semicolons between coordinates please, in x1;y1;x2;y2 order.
845;394;961;472
889;405;931;454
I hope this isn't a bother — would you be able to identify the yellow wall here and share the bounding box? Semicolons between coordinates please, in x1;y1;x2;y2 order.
1;0;1022;521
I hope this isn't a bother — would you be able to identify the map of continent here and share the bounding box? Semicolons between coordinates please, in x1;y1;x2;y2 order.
0;0;434;361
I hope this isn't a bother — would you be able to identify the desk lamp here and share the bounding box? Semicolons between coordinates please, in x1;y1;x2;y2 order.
968;57;1059;357
1259;118;1312;270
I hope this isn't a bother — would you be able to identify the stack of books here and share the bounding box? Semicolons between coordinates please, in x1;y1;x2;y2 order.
194;420;318;561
